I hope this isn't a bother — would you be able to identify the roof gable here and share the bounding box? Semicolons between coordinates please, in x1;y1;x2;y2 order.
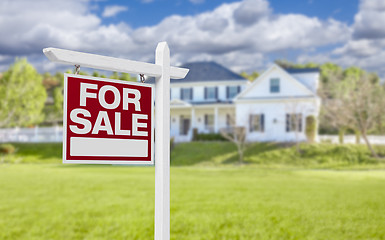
235;64;316;100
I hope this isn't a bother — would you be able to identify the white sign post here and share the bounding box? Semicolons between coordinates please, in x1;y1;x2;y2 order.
43;42;188;240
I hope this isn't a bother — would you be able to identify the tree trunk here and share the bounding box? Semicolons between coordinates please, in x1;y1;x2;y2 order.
338;127;345;144
237;144;243;165
355;129;361;144
361;131;379;158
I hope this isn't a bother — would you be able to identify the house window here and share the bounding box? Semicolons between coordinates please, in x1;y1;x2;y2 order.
286;114;302;132
249;114;264;132
227;86;240;99
270;78;280;93
181;88;192;100
205;87;217;100
204;114;214;132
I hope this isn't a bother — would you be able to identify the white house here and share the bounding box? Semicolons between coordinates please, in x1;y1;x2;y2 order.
148;62;320;142
234;64;321;142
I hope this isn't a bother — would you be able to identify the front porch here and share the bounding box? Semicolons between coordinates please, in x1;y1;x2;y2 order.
170;102;234;142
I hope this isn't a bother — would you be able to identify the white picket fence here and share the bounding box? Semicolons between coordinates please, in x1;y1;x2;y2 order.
0;126;63;143
319;135;385;145
2;126;385;145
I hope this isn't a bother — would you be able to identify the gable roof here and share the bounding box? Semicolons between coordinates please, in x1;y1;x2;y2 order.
234;64;316;101
146;61;246;84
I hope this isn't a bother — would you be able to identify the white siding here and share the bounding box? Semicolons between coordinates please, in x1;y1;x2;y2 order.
236;100;319;142
241;67;314;99
291;72;319;94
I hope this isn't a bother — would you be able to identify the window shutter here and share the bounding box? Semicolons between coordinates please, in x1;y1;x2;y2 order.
298;114;302;132
286;114;290;132
249;115;252;132
190;88;193;100
204;87;207;99
226;86;229;99
261;114;264;132
237;86;241;94
204;114;208;126
215;87;218;99
180;88;183;100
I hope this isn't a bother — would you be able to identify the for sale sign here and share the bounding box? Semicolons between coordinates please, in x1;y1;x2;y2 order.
63;74;154;164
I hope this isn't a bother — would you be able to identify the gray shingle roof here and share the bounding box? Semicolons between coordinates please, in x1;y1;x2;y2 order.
285;68;320;74
146;61;246;83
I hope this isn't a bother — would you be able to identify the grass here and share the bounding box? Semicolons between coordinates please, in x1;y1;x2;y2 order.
171;142;385;169
2;142;385;169
0;164;384;239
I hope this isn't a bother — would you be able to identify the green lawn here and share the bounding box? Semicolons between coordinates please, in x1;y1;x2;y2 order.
0;164;384;239
3;142;385;169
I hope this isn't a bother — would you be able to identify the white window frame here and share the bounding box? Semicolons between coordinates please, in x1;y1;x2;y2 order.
270;78;280;93
249;114;264;132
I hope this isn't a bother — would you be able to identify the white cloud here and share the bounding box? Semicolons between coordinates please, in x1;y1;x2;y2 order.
353;0;385;39
328;0;385;77
102;5;128;18
0;0;372;76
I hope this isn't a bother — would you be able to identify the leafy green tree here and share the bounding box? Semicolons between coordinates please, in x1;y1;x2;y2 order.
52;72;64;123
275;59;319;69
240;71;259;81
322;67;384;158
110;71;119;80
0;58;47;127
120;72;135;82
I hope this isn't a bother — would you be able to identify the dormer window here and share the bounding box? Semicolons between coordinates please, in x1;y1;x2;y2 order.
204;87;217;100
270;78;280;93
227;86;240;99
181;88;193;100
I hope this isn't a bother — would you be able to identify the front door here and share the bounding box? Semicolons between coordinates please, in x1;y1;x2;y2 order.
180;117;191;136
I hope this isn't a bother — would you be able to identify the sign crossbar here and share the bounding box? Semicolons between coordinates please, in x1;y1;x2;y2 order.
43;47;188;79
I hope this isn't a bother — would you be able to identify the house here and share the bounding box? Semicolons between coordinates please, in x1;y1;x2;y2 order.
149;62;320;142
234;64;321;142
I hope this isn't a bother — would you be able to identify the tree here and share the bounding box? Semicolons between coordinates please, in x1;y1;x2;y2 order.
275;59;319;69
305;115;316;143
110;71;119;80
240;71;259;81
120;72;135;82
0;58;47;127
51;72;64;123
322;67;384;158
219;115;247;164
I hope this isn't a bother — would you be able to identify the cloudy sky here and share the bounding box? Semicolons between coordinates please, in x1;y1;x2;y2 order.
0;0;384;78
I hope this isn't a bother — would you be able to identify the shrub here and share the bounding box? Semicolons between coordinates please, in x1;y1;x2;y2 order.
0;144;16;155
170;137;175;151
305;115;316;143
192;128;198;141
195;133;227;141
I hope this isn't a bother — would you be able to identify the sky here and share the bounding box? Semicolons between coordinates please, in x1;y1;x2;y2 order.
0;0;384;78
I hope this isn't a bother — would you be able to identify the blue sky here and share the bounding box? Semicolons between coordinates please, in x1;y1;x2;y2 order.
94;0;359;27
0;0;384;77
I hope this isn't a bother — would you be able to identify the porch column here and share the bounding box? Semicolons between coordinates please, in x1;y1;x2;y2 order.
191;107;195;129
214;107;218;133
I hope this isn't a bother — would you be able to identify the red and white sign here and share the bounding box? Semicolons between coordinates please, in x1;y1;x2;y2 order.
63;74;154;164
